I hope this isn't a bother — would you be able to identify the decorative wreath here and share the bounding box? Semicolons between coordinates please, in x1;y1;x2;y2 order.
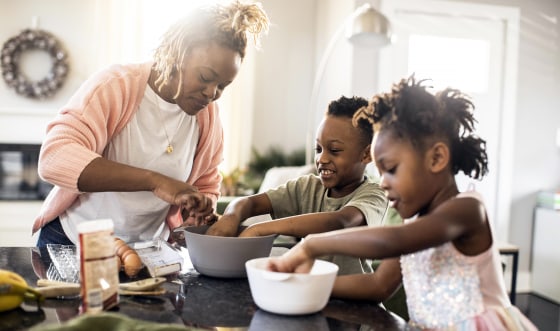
1;28;69;99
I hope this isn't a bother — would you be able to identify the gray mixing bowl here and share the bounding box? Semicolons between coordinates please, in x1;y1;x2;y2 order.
183;225;276;278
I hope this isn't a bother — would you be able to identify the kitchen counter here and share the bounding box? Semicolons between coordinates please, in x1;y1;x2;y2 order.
0;247;407;330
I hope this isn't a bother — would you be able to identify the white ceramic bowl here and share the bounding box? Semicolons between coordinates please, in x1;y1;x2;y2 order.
183;225;276;278
245;257;339;315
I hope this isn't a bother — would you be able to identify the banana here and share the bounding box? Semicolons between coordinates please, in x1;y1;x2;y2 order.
0;269;26;287
0;269;44;312
0;269;27;284
0;294;24;313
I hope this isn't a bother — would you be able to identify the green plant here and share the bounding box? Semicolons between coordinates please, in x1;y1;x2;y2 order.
220;167;247;196
244;146;306;191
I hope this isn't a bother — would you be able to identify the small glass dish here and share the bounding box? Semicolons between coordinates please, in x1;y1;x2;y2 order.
46;244;79;283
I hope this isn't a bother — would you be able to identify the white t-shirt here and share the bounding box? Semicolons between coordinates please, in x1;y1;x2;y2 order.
61;86;199;244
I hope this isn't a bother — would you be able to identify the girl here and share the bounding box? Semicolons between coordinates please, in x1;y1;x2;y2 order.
268;77;537;330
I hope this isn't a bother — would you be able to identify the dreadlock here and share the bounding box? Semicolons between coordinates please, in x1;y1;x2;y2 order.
152;1;269;98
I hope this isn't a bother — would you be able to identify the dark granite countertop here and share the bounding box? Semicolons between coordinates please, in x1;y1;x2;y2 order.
0;247;407;330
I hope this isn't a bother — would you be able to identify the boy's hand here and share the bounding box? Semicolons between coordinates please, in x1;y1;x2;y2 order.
172;214;219;245
238;224;266;238
206;214;240;237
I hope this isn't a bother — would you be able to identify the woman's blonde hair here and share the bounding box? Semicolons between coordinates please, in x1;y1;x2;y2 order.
152;0;269;97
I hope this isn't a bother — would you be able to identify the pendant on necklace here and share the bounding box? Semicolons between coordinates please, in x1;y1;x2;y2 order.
166;144;173;154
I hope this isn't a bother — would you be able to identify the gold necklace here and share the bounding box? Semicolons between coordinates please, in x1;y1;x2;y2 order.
154;95;184;154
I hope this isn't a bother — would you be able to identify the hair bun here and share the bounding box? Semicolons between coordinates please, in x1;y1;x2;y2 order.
225;1;269;48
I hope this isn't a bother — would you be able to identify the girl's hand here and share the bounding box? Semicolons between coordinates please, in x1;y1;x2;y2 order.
267;240;314;274
206;214;240;237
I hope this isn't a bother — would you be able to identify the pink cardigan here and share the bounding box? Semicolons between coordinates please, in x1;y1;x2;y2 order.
32;62;223;234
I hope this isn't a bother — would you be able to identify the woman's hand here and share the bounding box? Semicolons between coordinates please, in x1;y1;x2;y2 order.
152;176;215;223
181;210;218;227
78;157;217;224
205;214;240;237
267;239;314;274
152;175;199;205
180;193;214;224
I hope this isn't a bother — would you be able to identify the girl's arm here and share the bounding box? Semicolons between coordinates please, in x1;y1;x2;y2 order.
308;196;486;259
239;205;366;238
206;193;273;236
269;196;487;272
332;258;402;302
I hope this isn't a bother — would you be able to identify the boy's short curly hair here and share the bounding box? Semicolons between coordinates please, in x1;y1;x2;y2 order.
328;96;373;148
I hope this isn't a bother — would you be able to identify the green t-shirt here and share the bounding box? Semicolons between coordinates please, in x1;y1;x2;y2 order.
266;174;388;275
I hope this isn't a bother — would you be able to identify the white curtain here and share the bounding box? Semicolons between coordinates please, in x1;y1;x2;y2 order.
89;0;144;71
219;45;256;174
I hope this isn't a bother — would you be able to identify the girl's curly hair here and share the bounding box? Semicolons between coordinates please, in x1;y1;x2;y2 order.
353;76;488;179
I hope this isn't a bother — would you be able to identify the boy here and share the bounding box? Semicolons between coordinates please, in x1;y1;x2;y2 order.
207;95;388;275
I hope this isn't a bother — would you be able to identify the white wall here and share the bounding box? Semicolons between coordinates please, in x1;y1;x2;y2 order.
250;0;314;154
251;0;355;155
0;0;99;143
509;0;560;287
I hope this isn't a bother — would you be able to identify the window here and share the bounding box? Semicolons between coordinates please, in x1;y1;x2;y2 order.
408;35;490;93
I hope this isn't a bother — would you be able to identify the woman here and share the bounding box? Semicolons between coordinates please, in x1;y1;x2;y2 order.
33;1;269;247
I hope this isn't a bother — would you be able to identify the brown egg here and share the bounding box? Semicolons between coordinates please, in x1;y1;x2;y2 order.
114;239;127;253
123;252;142;277
120;248;135;261
116;243;131;257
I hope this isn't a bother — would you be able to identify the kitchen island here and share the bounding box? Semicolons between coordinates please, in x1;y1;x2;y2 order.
0;247;407;330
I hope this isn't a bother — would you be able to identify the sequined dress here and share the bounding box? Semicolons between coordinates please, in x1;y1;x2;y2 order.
400;192;537;330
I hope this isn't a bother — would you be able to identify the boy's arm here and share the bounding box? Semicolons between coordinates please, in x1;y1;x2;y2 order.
206;193;273;236
239;205;366;238
331;258;402;301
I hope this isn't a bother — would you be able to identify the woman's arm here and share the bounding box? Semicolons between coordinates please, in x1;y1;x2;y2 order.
78;157;211;212
38;64;150;191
